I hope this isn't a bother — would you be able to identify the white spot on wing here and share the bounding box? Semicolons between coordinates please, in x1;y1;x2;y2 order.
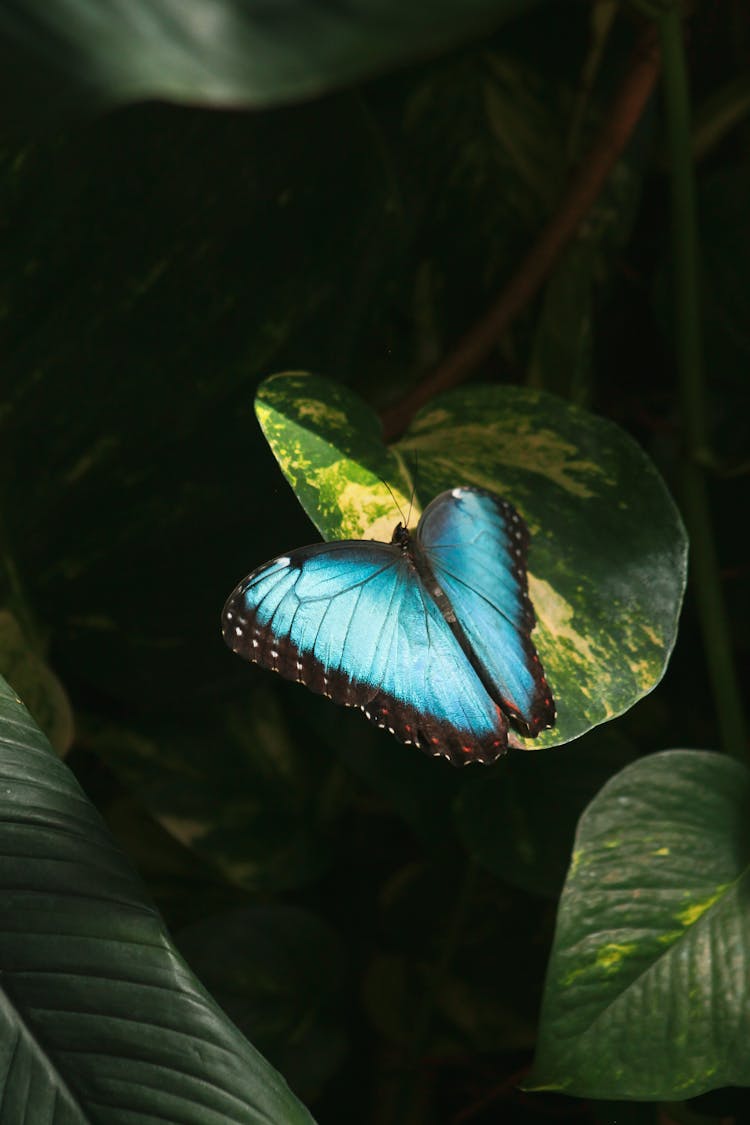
276;556;291;567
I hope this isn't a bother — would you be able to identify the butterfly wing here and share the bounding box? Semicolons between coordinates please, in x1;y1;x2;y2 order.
222;539;508;764
416;487;555;736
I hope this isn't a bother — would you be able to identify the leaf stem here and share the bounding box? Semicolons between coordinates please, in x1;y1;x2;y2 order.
380;26;660;441
657;6;748;760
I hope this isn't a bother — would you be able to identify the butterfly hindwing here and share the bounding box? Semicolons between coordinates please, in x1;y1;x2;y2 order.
416;487;555;736
222;540;508;764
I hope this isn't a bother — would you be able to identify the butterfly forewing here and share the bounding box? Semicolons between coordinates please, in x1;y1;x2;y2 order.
222;540;508;765
416;487;555;736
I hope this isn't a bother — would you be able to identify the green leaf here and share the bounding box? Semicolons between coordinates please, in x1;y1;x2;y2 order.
256;372;410;542
530;749;750;1100
1;0;540;117
0;672;317;1123
255;372;688;749
0;609;73;755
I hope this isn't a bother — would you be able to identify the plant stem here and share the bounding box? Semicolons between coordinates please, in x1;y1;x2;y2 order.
380;26;660;441
657;6;748;761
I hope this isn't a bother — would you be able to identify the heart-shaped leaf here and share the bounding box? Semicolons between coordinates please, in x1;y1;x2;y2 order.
254;372;688;748
0;673;316;1123
530;749;750;1100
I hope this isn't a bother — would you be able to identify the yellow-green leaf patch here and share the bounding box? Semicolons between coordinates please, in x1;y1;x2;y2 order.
255;373;687;748
530;750;750;1100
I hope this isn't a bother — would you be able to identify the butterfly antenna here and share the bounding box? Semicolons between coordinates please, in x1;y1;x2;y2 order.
381;478;407;526
405;452;418;528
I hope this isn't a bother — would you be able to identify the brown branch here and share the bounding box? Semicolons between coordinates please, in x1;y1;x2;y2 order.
380;26;661;442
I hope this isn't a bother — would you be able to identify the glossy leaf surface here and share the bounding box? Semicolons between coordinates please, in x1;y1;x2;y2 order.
531;750;750;1099
0;674;316;1124
1;0;538;115
255;372;688;748
0;609;73;755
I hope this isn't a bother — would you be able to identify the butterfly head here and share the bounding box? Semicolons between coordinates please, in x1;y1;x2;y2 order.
391;522;411;553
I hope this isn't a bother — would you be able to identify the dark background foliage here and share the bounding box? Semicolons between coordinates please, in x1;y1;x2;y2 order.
0;1;748;1123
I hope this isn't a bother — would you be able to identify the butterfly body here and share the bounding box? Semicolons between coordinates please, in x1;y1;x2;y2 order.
222;487;555;765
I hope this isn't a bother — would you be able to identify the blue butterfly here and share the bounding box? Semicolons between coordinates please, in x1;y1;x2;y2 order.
222;486;555;765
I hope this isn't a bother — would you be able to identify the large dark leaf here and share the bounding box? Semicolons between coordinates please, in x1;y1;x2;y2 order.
1;0;540;117
530;749;750;1100
0;673;316;1123
0;609;73;755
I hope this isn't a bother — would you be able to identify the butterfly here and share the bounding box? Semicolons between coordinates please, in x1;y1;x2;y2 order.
222;486;555;766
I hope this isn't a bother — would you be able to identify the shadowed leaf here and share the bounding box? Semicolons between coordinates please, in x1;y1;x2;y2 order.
0;673;316;1122
1;0;541;118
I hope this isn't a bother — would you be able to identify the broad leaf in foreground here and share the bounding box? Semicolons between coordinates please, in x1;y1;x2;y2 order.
0;609;73;755
254;372;687;748
530;750;750;1100
1;0;538;116
0;674;315;1124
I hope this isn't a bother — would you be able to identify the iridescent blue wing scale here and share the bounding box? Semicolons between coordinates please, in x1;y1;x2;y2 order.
222;541;508;765
415;487;555;737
